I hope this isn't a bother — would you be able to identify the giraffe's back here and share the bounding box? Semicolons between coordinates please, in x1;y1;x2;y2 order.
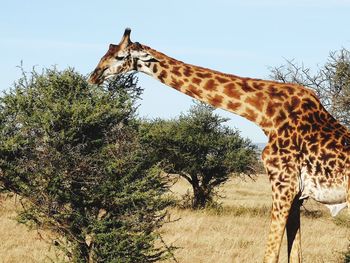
297;107;350;215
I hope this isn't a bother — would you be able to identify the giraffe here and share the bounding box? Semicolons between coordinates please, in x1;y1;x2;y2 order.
89;28;350;263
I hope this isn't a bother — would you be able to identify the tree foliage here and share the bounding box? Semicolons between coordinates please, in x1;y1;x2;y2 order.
0;68;171;262
140;103;259;209
270;48;350;127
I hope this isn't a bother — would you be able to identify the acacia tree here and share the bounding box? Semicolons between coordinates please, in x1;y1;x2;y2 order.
140;103;259;209
270;48;350;128
0;68;171;262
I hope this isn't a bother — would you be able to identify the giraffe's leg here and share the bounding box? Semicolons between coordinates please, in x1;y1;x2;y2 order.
263;175;299;263
286;197;302;263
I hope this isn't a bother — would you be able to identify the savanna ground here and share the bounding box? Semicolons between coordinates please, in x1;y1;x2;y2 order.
1;175;349;263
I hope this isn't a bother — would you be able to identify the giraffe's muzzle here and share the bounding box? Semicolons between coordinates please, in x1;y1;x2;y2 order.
88;67;105;85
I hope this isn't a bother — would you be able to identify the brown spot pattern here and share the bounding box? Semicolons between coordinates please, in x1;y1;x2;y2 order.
188;84;203;98
238;79;255;92
227;101;242;111
243;107;258;122
208;94;223;107
204;79;217;91
266;102;282;117
160;61;169;69
192;77;202;85
171;66;182;77
224;83;242;99
183;66;193;77
196;72;212;78
158;70;168;83
216;76;230;83
245;93;264;112
170;77;184;90
152;64;158;73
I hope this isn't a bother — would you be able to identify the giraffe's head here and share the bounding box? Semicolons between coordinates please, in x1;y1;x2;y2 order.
89;28;159;85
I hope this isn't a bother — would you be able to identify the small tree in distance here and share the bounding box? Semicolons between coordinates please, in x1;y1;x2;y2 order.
140;102;259;209
0;68;172;263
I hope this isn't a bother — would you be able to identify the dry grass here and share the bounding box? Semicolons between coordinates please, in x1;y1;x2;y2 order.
0;175;349;262
0;195;62;263
162;175;350;263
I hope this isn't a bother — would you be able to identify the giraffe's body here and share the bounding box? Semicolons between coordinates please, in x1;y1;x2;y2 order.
89;29;350;263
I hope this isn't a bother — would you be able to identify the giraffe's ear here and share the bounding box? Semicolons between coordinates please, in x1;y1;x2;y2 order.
119;28;132;48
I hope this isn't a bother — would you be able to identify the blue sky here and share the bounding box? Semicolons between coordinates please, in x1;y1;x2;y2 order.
1;0;349;142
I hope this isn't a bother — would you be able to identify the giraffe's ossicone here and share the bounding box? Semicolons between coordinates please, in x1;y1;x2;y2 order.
89;28;350;263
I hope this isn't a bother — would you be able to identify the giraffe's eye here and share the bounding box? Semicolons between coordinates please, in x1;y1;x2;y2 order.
116;56;125;61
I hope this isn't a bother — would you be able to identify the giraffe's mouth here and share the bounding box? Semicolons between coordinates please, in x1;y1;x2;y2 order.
88;67;107;85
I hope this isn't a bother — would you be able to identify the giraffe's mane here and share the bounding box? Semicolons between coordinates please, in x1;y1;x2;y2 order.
142;43;301;88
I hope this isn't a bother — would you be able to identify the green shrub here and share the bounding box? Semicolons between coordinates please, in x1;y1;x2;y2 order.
140;102;259;209
0;68;171;262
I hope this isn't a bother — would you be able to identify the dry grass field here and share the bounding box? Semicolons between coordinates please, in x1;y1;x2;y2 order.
0;195;62;263
0;175;349;262
161;175;350;263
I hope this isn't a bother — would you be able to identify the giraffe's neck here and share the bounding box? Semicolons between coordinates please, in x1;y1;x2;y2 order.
137;45;308;137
